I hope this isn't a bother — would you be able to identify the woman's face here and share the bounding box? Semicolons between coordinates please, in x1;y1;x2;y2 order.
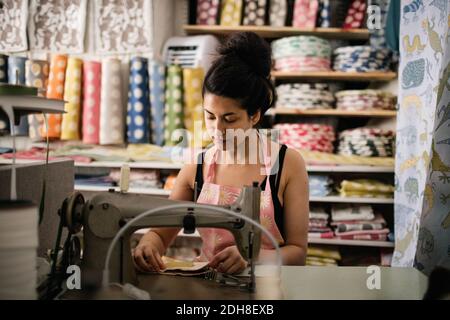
203;93;260;149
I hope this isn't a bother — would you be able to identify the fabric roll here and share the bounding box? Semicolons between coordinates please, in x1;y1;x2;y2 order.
183;67;208;147
343;0;367;29
127;57;150;144
0;55;9;136
220;0;243;26
25;60;50;141
100;58;124;145
164;65;185;147
270;0;288;26
45;54;68;139
7;56;29;136
61;57;83;140
292;0;319;28
82;61;102;144
196;0;220;25
243;0;268;26
368;0;390;48
149;61;166;146
317;0;331;27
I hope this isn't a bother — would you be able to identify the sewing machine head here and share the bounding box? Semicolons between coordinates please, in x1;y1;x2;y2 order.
60;183;263;290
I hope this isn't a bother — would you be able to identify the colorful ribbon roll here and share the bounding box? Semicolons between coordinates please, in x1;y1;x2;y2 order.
196;0;220;25
61;57;83;140
149;61;166;146
292;0;319;28
243;0;268;26
165;65;185;147
100;58;124;145
82;61;102;144
25;60;50;141
270;0;288;27
220;0;243;26
45;54;68;139
127;57;150;144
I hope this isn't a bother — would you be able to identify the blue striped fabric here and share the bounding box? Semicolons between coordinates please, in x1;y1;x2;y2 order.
127;57;151;144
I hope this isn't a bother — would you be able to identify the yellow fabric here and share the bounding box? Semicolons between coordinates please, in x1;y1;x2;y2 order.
339;190;394;198
61;57;83;140
340;179;395;193
220;0;243;26
307;246;341;260
297;149;395;167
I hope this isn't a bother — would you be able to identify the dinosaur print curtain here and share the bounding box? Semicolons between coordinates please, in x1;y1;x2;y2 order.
393;0;450;274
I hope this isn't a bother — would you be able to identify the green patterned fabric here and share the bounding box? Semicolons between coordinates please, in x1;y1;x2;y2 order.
164;65;185;147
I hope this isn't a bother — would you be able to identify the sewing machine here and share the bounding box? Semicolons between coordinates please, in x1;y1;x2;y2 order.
59;182;271;293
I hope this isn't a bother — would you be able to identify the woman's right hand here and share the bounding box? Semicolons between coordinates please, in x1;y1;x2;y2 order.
133;238;166;273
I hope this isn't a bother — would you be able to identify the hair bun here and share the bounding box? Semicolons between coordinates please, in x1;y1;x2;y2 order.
218;32;272;78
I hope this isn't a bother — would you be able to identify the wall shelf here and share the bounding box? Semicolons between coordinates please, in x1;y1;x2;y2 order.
308;238;394;248
270;108;397;118
310;196;394;204
271;71;397;82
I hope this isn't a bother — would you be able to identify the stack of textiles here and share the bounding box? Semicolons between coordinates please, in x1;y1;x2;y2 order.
333;46;392;72
308;207;333;239
331;205;390;241
275;83;334;110
109;169;161;189
272;36;331;72
274;123;335;153
308;175;333;197
74;174;116;187
337;128;395;157
335;90;396;111
306;246;341;266
338;179;394;198
297;149;395;167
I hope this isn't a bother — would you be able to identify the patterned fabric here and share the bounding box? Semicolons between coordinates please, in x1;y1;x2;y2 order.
99;58;124;145
276;83;334;110
331;204;375;221
333;46;393;72
164;65;185;147
393;0;450;274
0;0;28;52
7;56;29;136
196;0;220;25
127;57;150;144
243;0;268;26
25;60;49;141
269;0;288;27
343;0;367;29
336;90;397;111
61;58;83;140
44;54;68;139
308;174;333;196
220;0;243;26
339;179;394;198
28;0;87;53
149;61;166;146
274;123;336;153
197;138;285;261
292;0;319;28
317;0;331;27
94;0;152;54
82;61;102;144
338;127;396;157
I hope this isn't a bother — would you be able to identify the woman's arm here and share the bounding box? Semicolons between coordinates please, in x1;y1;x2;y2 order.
258;149;309;265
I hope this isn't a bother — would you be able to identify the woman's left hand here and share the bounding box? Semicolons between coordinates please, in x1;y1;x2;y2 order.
208;246;248;274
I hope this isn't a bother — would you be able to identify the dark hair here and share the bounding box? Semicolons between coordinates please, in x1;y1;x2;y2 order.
202;32;276;117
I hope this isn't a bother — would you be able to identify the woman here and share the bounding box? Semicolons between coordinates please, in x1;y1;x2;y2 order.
134;32;309;274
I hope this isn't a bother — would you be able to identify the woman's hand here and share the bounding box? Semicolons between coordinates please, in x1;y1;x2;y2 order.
208;246;248;274
133;238;166;273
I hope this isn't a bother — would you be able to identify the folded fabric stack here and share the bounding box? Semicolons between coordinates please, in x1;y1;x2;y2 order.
272;36;331;72
308;207;333;239
109;169;161;189
74;174;116;187
275;83;334;110
306;245;341;266
308;175;333;197
337;128;395;157
297;149;395;167
333;46;392;72
335;90;397;111
338;179;395;198
274;123;335;153
331;204;390;241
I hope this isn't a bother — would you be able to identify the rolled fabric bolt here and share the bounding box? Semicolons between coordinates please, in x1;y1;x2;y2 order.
61;57;83;140
196;0;220;25
164;65;185;147
100;58;124;145
292;0;319;28
269;0;288;27
127;57;150;144
220;0;243;26
45;54;68;139
82;61;102;144
149;61;166;146
317;0;331;27
343;0;367;29
25;60;50;141
243;0;268;26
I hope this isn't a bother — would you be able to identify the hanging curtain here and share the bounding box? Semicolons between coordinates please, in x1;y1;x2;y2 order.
393;0;450;274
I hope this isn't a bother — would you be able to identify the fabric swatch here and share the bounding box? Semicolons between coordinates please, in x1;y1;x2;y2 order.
82;61;102;144
100;58;124;145
149;61;166;146
0;0;28;52
61;57;83;140
127;57;150;144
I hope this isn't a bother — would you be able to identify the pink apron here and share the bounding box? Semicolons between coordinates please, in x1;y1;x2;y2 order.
196;139;285;261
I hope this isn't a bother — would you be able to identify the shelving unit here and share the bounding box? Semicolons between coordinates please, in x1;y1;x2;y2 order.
310;196;394;204
271;71;397;82
269;108;397;118
308;238;394;248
